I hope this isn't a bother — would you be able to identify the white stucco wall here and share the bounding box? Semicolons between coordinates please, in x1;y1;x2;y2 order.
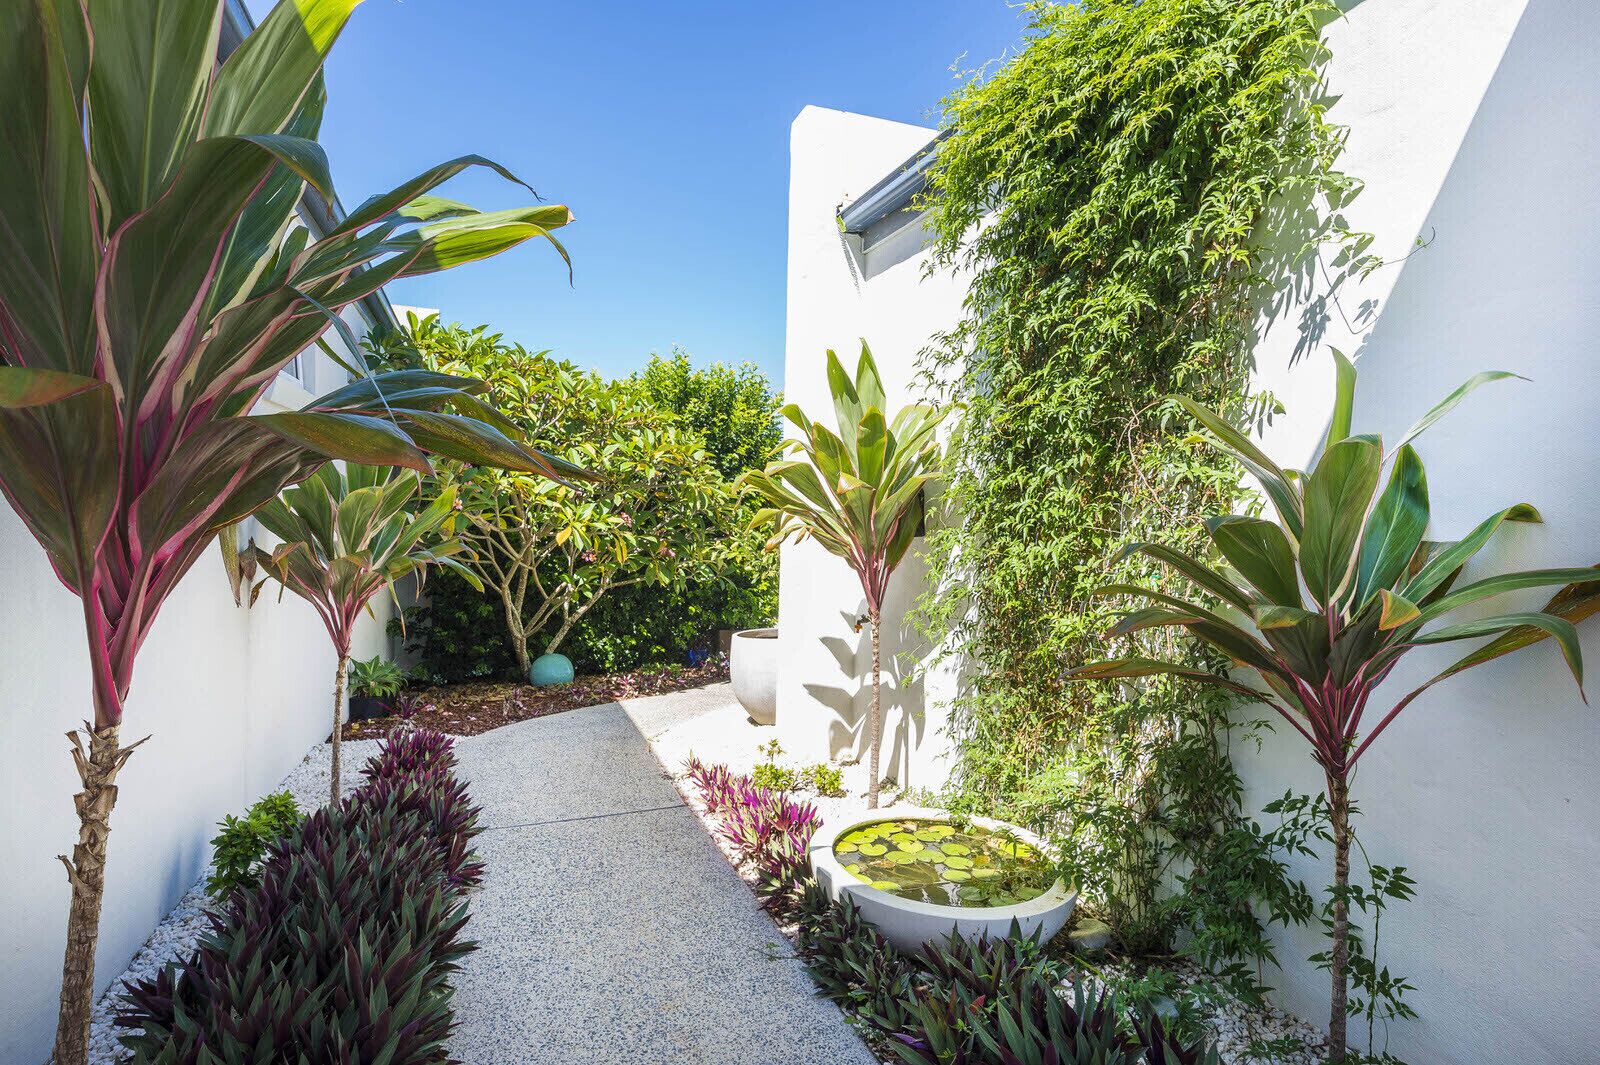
0;307;395;1063
776;105;970;795
783;0;1600;1059
1238;1;1600;1059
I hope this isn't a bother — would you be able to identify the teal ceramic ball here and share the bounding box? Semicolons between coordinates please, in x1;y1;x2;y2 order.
529;652;575;686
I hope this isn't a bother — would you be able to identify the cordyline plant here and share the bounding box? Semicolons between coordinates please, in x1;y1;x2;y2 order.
1068;354;1599;1060
741;342;948;808
0;1;575;1059
241;463;479;803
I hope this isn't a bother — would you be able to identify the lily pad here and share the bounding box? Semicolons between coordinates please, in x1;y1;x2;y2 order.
970;867;1000;880
943;855;973;870
914;850;941;863
896;840;925;853
869;880;901;891
944;869;972;882
858;843;888;857
886;851;917;865
836;841;858;854
940;843;971;856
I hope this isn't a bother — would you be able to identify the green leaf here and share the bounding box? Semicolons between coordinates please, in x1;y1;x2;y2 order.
1415;612;1583;694
0;367;105;408
1205;516;1301;606
1391;370;1525;455
1174;396;1303;539
1418;567;1600;623
0;0;99;375
1354;444;1429;606
84;0;222;226
1402;503;1542;603
253;411;432;473
1375;589;1420;630
1324;348;1357;448
1299;437;1381;607
203;0;361;138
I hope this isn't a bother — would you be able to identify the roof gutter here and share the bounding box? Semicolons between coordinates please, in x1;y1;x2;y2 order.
837;129;948;236
219;0;399;335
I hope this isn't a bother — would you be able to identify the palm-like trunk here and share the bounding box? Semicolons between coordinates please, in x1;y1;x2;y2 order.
53;724;143;1065
1327;772;1352;1061
867;606;882;810
331;654;349;806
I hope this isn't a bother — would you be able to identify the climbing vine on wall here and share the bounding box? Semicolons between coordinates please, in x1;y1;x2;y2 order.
918;0;1370;970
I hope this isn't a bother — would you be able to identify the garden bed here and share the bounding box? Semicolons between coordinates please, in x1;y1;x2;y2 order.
341;655;729;739
667;746;1326;1065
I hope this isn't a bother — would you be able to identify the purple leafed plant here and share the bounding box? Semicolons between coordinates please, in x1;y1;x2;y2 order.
684;755;820;907
117;729;484;1062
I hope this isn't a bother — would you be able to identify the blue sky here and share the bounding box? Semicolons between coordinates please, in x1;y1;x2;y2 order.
255;0;1027;382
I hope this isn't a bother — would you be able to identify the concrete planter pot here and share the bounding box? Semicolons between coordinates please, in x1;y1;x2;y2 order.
808;806;1077;952
730;627;778;725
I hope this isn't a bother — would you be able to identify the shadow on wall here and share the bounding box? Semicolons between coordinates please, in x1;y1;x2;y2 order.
806;587;934;792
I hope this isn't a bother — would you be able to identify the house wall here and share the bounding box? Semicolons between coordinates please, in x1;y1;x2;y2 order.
0;305;395;1063
781;0;1600;1059
776;106;971;796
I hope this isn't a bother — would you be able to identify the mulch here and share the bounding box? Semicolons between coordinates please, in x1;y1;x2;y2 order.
339;655;730;740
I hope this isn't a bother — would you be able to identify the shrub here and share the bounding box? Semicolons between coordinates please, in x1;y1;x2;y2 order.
204;792;302;902
349;654;407;699
118;730;482;1063
804;763;845;797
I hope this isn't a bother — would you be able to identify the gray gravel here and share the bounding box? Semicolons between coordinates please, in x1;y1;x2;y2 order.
87;737;381;1064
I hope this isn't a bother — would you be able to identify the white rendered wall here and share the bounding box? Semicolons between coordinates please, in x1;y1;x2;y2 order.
783;0;1600;1059
1238;1;1600;1059
0;310;394;1063
776;106;968;795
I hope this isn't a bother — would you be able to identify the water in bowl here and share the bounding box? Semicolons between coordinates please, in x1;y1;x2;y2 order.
833;818;1056;907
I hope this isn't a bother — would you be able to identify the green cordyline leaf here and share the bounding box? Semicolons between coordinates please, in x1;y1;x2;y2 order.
1390;369;1526;457
1299;436;1382;608
1401;503;1542;603
1172;395;1304;540
1323;348;1358;447
1117;539;1254;610
1354;444;1429;606
1203;516;1300;606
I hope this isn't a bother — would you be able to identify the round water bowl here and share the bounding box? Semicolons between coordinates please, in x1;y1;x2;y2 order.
730;627;778;725
528;652;575;687
808;806;1077;952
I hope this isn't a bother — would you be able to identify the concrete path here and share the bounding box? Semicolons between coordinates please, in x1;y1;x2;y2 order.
445;683;879;1064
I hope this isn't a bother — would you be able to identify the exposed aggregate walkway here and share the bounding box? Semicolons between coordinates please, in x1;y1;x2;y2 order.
444;683;878;1064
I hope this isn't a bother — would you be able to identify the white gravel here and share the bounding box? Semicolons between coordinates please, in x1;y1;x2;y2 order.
643;691;1325;1065
87;736;382;1064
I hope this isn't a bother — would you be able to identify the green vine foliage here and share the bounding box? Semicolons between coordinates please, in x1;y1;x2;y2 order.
918;0;1368;971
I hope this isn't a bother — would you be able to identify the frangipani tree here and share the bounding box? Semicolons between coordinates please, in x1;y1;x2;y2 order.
1067;353;1599;1059
245;464;477;803
741;342;949;808
387;320;731;674
0;1;576;1059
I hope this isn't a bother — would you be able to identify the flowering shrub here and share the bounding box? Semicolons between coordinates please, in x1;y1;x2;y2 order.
117;730;482;1063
